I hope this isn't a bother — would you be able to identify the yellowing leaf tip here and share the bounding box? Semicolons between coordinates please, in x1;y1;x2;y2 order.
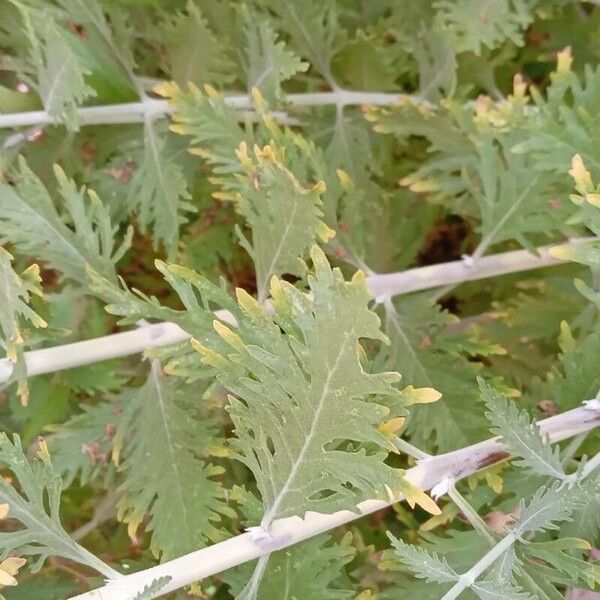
569;154;594;194
548;244;575;261
556;46;573;74
379;417;406;438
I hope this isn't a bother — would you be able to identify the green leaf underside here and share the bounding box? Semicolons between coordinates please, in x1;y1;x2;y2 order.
117;361;233;561
197;246;404;523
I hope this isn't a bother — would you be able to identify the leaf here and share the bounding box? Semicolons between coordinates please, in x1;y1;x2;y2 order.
47;394;125;487
0;247;46;403
1;573;78;599
514;482;587;536
16;3;95;129
9;378;71;447
387;533;458;584
156;81;251;174
132;576;172;600
160;84;336;295
548;154;600;307
0;434;117;577
0;158;131;287
127;119;194;259
434;0;536;55
379;296;501;451
520;538;600;589
412;23;457;101
117;361;234;561
541;322;600;412
223;531;356;599
560;495;600;540
54;0;139;95
511;54;600;187
252;0;343;84
480;379;568;480
381;530;490;597
224;141;333;301
156;1;235;88
472;579;531;600
241;8;308;102
331;32;402;92
365;78;570;254
194;246;409;524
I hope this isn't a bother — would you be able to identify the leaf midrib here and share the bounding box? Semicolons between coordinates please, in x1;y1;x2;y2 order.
150;363;193;552
261;329;353;527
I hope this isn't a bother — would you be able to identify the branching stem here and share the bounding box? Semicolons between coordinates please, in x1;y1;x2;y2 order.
447;485;495;547
1;238;593;385
0;90;418;129
67;399;600;600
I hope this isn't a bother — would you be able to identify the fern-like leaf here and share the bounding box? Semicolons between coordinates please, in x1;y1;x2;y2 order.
241;8;308;102
0;434;117;577
127;120;194;259
480;379;568;481
220;141;334;301
471;579;531;600
0;247;46;403
0;158;131;286
434;0;535;55
194;246;418;525
388;533;459;584
117;361;234;561
515;482;588;536
16;2;95;128
156;0;235;88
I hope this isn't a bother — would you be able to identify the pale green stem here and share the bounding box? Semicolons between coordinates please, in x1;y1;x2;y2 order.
448;485;495;547
391;436;431;460
441;533;516;600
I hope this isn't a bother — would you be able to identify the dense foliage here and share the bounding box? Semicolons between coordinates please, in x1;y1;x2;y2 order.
1;1;600;598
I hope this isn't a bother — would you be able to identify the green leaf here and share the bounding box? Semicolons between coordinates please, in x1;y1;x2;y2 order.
224;140;333;301
160;83;335;298
0;158;131;287
117;361;233;561
16;3;95;129
480;379;568;480
132;576;172;600
47;395;125;487
381;530;490;597
3;574;78;599
514;482;587;536
542;322;600;411
379;296;501;451
549;153;600;307
511;55;600;186
252;0;343;84
331;32;402;92
55;0;139;96
157;81;251;174
156;1;235;88
223;531;356;599
127;120;194;259
434;0;536;55
387;533;459;584
241;8;308;102
0;434;117;577
9;379;71;447
0;247;47;403
194;246;409;524
365;85;570;253
520;538;600;589
471;579;531;600
412;23;457;101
